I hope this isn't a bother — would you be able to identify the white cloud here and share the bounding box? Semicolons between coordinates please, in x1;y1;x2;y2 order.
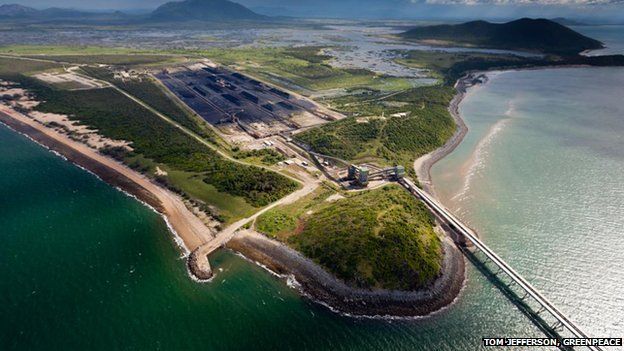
417;0;623;5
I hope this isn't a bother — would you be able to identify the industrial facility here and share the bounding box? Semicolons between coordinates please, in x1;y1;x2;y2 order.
347;164;405;186
155;64;334;139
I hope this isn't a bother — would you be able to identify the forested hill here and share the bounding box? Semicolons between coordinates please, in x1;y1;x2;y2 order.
150;0;267;22
400;18;603;55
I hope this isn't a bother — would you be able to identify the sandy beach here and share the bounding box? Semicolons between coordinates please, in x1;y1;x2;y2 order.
0;73;475;317
0;105;214;252
413;73;485;196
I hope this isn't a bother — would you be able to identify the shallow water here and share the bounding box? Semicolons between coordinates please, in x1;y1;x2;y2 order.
0;120;548;350
432;67;624;340
2;22;623;351
575;25;624;56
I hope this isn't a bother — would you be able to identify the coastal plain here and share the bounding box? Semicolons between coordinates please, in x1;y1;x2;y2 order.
1;13;624;349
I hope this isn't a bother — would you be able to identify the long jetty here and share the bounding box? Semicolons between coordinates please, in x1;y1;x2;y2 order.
400;178;603;351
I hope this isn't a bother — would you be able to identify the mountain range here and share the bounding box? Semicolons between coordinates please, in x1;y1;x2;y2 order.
0;0;267;23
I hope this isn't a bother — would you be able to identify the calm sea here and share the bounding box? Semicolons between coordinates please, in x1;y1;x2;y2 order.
2;26;623;350
432;67;624;341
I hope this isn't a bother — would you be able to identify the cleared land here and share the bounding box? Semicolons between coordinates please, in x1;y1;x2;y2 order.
80;66;218;142
197;46;414;93
0;56;298;223
155;64;327;138
33;72;107;90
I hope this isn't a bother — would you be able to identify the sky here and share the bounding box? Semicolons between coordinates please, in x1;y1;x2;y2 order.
5;0;624;21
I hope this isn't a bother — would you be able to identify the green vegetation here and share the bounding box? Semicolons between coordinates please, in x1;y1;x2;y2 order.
400;18;603;55
397;49;624;85
0;45;183;67
166;170;257;220
0;56;59;75
0;45;161;56
257;185;442;290
201;160;297;207
1;61;297;220
294;47;624;174
296;85;456;176
28;54;181;66
256;186;334;241
395;50;524;80
199;46;414;92
233;148;286;165
80;66;217;142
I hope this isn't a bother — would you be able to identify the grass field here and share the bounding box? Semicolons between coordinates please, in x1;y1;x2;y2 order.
295;84;456;177
80;66;218;142
0;45;161;56
0;58;298;221
199;46;415;93
233;148;287;166
257;185;442;290
0;56;60;75
29;54;183;66
166;170;257;222
256;185;334;241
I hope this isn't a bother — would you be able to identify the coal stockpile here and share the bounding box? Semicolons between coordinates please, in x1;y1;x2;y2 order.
179;90;195;99
205;83;223;93
240;91;259;104
156;65;314;137
278;101;294;110
270;87;290;99
192;86;207;96
223;82;237;91
231;72;246;81
221;94;241;106
202;67;219;74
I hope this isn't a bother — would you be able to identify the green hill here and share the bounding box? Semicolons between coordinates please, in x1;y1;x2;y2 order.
400;18;603;55
150;0;266;22
257;185;443;290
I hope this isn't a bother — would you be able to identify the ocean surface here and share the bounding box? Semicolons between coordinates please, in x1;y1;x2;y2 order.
0;122;543;350
575;25;624;56
2;26;624;350
432;67;624;341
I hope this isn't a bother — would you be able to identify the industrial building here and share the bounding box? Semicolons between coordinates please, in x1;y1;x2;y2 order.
347;164;405;186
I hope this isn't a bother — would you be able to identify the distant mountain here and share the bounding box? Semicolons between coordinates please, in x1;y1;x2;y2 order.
0;4;37;17
0;3;128;21
150;0;266;22
551;17;588;26
400;18;603;55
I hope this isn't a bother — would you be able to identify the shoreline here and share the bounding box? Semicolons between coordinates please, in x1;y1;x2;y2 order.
0;72;477;318
0;106;215;253
414;65;598;196
413;72;483;196
227;230;465;318
0;69;480;318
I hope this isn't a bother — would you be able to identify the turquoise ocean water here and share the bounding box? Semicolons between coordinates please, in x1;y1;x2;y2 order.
2;26;623;350
432;67;624;342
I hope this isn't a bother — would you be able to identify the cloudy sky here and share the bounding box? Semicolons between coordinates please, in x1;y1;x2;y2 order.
6;0;624;21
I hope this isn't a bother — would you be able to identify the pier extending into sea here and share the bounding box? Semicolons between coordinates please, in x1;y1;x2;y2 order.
400;178;603;351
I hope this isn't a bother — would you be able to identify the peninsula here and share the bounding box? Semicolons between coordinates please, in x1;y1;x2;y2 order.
0;11;622;318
